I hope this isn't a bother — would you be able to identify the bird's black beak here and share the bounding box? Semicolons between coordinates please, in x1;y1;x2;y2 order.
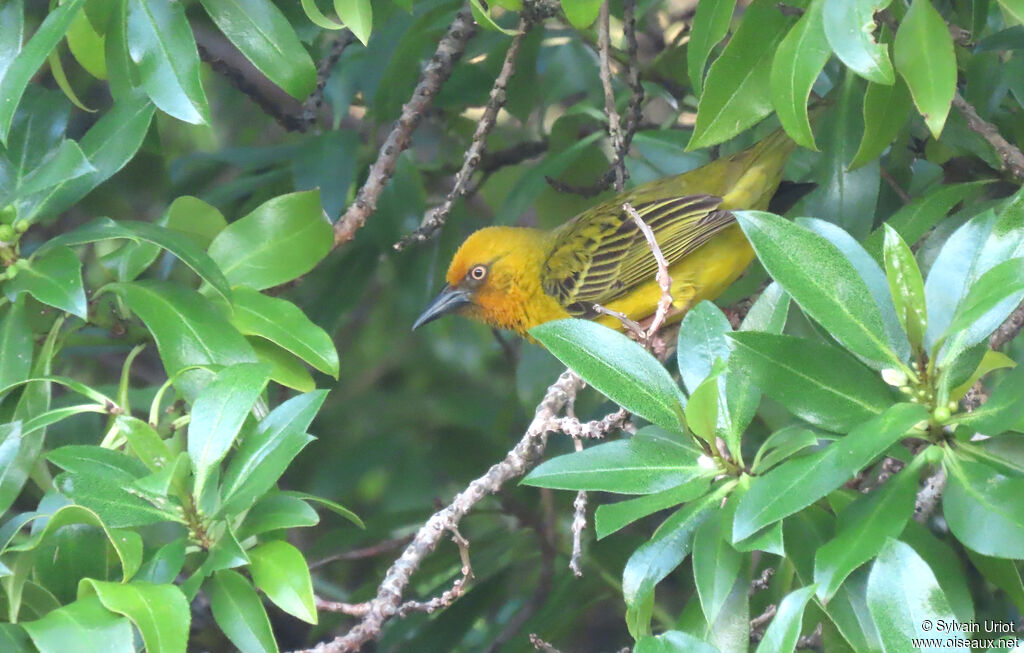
412;284;472;330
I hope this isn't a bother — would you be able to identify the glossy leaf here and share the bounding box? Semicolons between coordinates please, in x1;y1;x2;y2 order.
813;457;919;600
942;257;1024;358
12;140;95;199
238;493;319;538
894;0;956;139
951;362;1024;434
866;539;965;651
636;631;719;653
693;501;742;624
751;425;819;473
301;0;344;29
531;320;686;431
207;570;278;653
0;0;86;144
769;0;830;150
248;338;315;392
208;190;332;290
126;0;210;123
188;362;271;498
334;0;373;45
687;0;737;97
281;491;363;528
116;416;173;474
247;540;317;624
944;458;1024;559
622;488;724;607
39;217;233;304
822;0;894;84
227;287;339;377
850;78;912;169
754;585;816;653
676;300;731;394
523;428;707;493
199;0;317;99
54;471;175;528
689;0;799;149
108;281;257;401
728;332;895;432
135;538;186;585
22;596;134;653
78;580;189;653
0;299;32;398
561;0;602;30
735;211;902;368
4;247;86;318
733;403;926;540
883;225;927;351
594;478;712;539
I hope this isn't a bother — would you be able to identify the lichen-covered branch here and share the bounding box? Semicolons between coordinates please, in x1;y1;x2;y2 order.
394;17;532;251
332;6;477;248
953;93;1024;183
294;370;585;653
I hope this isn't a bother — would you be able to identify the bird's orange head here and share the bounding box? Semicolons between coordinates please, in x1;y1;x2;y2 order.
413;226;560;335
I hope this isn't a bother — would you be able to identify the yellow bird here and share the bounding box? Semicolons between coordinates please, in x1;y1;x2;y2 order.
413;127;803;338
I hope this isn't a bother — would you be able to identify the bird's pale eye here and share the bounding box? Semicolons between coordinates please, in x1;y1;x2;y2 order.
468;265;487;281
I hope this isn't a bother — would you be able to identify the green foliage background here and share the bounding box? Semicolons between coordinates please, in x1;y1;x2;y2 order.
1;0;1024;651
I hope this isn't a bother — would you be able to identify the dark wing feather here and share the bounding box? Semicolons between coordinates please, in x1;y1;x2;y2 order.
542;194;733;316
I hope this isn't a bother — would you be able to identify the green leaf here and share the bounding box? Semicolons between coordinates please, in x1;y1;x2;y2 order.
684;363;721;444
334;0;373;44
735;211;902;369
866;539;965;651
14;140;95;199
135;538;186;585
894;0;956;139
78;580;190;653
207;570;278;653
882;224;928;351
822;0;894;85
523;428;707;493
733;403;926;540
199;0;317;99
48;445;148;482
676;300;732;395
237;493;319;538
226;287;339;377
813;456;919;600
530;319;687;432
188;362;271;498
219;390;324;515
25;91;156;222
247;540;317;624
769;0;830;150
54;471;177;528
965;550;1024;615
687;0;736;97
850;78;912;169
39;217;233;304
164;196;227;249
0;1;24;84
301;0;344;29
4;247;86;318
951;362;1024;434
208;190;332;290
689;0;799;149
561;0;602;29
116;416;173;474
248;337;315;392
944;458;1024;559
942;257;1024;358
751;425;819;473
280;491;363;528
108;281;257;401
126;0;210;123
754;585;816;653
22;596;134;653
0;298;32;399
468;0;517;36
622;487;725;607
693;500;742;624
0;623;32;653
863;182;989;261
594;478;712;539
728;332;895;432
899;520;974;622
636;631;720;653
0;0;86;144
950;350;1015;400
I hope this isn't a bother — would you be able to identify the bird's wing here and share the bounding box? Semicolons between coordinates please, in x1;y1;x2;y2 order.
541;194;733;316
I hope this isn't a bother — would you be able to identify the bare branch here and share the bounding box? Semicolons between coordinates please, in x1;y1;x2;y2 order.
198;44;307;132
530;634;563;653
569;436;587;577
394;17;532;250
749;603;778;643
301;32;357;130
550;408;630;439
623;202;673;340
332;6;477;248
913;468;947;524
749;567;775;596
397;528;473;616
599;0;626;191
315;599;372;617
294;370;585;653
310;535;413;571
990;300;1024;351
592;303;646;340
953;93;1024;184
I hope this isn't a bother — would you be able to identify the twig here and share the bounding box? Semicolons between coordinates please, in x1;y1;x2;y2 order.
952;93;1024;184
913;468;947;524
396;528;473;616
301;32;357;130
881;167;911;204
599;1;626;192
394;17;531;251
309;535;413;571
592;304;645;340
294;370;585;653
569;435;587;577
550;407;630;439
316;599;372;616
990;300;1024;350
332;6;477;248
749;567;775;595
623;202;673;340
530;634;563;653
749;603;778;643
797;623;824;650
198;45;307;132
